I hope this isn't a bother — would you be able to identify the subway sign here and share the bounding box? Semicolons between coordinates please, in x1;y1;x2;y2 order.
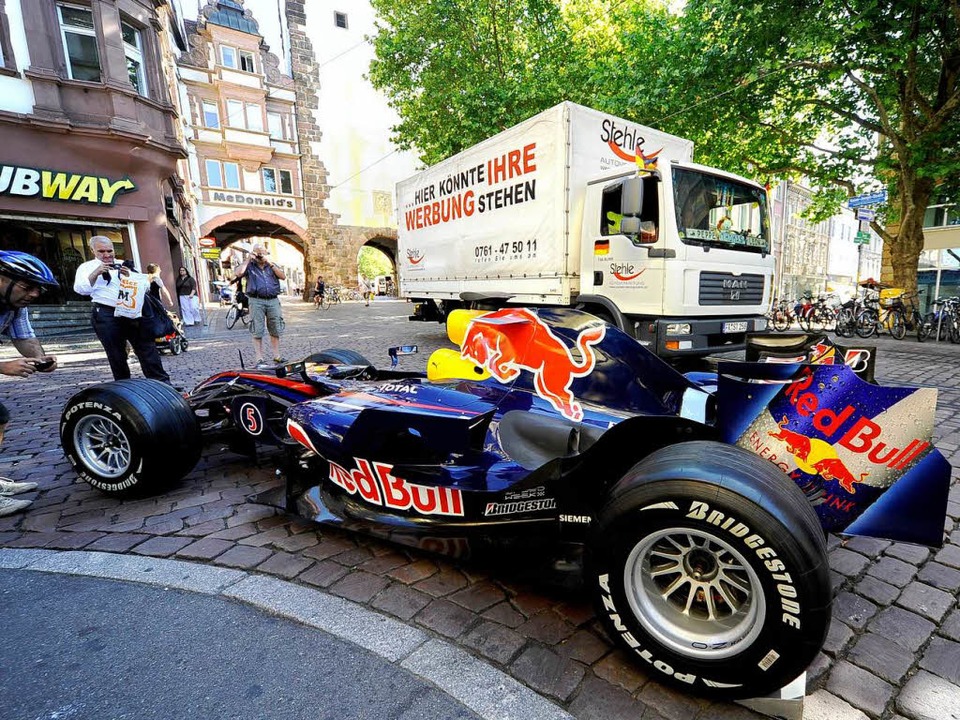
0;164;136;206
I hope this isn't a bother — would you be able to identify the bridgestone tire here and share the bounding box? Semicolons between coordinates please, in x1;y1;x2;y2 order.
60;380;202;496
305;349;371;366
588;441;830;700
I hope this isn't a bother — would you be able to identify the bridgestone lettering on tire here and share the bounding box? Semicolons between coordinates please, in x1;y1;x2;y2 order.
588;441;831;700
60;380;202;496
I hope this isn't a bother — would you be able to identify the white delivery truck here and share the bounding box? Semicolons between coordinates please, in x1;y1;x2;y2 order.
397;101;773;357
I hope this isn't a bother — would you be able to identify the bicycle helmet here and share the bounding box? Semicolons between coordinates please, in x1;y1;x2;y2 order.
0;250;59;289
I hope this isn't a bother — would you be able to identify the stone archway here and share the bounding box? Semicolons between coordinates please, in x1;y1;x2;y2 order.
199;211;310;252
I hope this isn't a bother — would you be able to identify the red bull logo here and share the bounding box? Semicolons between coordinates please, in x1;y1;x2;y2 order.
768;416;868;494
763;372;930;495
460;308;605;421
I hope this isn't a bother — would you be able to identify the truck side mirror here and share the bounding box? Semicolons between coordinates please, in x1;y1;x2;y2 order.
620;177;643;216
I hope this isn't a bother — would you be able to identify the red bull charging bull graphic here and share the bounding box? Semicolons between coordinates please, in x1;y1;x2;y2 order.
460;307;606;421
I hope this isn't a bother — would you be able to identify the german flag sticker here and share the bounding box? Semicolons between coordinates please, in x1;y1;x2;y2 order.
594;240;610;256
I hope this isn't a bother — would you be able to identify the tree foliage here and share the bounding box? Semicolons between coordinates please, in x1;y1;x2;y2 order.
369;0;959;292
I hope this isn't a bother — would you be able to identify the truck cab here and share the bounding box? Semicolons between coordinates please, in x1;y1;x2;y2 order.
577;162;772;356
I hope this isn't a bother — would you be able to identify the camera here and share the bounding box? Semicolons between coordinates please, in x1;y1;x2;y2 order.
32;358;55;371
101;262;122;282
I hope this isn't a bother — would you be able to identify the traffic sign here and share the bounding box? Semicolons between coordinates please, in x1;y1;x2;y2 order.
857;208;876;222
855;231;871;244
848;190;887;209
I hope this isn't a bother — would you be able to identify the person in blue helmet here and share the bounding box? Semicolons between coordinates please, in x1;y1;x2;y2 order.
0;250;60;517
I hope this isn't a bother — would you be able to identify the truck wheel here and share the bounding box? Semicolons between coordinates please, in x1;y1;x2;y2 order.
588;441;830;700
305;349;371;366
60;380;201;496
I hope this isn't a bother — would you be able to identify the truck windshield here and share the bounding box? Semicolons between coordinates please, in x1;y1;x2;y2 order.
673;168;769;254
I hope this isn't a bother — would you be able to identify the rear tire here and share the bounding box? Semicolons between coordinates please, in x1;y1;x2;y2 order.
588;441;830;700
890;311;907;340
772;311;789;332
225;305;239;329
60;380;201;496
305;349;372;366
855;309;878;338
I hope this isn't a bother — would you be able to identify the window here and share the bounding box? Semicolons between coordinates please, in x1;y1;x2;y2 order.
0;0;16;72
239;49;255;73
263;168;293;195
334;11;348;29
245;103;262;132
202;100;220;128
58;3;101;82
226;99;244;127
223;162;240;190
121;20;146;96
267;112;284;140
220;45;236;68
206;159;223;188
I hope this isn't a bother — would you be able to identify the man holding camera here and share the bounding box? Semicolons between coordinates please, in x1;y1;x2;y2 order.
0;250;60;516
235;243;286;369
73;236;170;383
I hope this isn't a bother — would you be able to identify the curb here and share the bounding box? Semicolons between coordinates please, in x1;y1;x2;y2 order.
0;548;573;720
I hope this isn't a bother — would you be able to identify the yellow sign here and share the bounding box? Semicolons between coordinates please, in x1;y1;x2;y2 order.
200;248;221;260
0;164;136;206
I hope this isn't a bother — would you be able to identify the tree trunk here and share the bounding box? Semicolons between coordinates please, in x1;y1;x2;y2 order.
886;177;934;297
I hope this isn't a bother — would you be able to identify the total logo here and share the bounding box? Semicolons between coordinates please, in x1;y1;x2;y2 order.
609;262;646;282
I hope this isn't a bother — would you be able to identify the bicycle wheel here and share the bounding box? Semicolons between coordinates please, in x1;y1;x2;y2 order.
855;309;878;338
917;312;933;342
835;307;855;337
950;319;960;344
225;305;239;329
319;296;330;310
240;308;249;326
889;310;907;340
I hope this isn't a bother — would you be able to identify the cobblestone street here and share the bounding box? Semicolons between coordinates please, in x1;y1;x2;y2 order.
1;298;958;720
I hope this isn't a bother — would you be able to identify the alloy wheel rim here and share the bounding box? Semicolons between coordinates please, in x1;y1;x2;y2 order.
623;527;765;660
73;414;132;479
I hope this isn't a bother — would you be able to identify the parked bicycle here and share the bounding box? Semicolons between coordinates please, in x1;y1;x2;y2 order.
918;296;960;343
225;292;249;329
769;297;796;332
855;290;908;339
795;294;837;332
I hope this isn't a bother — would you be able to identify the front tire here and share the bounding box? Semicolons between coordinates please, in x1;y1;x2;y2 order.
588;441;830;700
225;305;239;329
60;380;202;496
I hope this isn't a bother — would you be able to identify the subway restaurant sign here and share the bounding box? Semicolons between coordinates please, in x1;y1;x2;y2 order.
0;164;136;206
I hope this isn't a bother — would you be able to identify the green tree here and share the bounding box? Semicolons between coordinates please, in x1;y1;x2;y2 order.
358;246;393;282
369;0;604;165
617;0;960;294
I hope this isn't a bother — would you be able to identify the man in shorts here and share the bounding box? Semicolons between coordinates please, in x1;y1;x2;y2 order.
235;243;286;368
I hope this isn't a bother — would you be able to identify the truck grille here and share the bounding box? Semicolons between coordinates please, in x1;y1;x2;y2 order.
699;272;764;305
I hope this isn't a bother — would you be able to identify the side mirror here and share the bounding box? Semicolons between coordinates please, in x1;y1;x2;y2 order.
620;177;643;216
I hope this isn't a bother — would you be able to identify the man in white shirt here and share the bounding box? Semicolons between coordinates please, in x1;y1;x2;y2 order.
73;236;170;383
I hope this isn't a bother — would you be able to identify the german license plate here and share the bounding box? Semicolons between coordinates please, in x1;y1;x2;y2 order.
723;321;748;333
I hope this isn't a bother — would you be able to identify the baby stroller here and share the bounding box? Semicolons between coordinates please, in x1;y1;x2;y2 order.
155;310;189;355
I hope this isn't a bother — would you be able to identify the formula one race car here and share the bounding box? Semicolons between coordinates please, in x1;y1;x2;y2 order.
59;307;951;701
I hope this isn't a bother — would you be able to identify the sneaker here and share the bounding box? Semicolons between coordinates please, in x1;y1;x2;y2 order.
0;496;31;517
255;359;271;369
0;478;38;495
273;357;287;365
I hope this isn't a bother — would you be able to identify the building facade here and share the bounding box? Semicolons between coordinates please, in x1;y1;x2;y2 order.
0;0;190;302
177;0;306;297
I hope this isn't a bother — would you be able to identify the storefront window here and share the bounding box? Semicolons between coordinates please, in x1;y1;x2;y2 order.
58;3;101;82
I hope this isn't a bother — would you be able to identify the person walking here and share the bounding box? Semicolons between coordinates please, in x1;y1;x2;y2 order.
146;263;174;309
73;236;170;383
235;243;286;368
175;266;201;327
0;251;60;516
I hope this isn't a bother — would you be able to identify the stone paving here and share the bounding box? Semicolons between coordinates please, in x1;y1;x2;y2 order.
1;298;958;720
